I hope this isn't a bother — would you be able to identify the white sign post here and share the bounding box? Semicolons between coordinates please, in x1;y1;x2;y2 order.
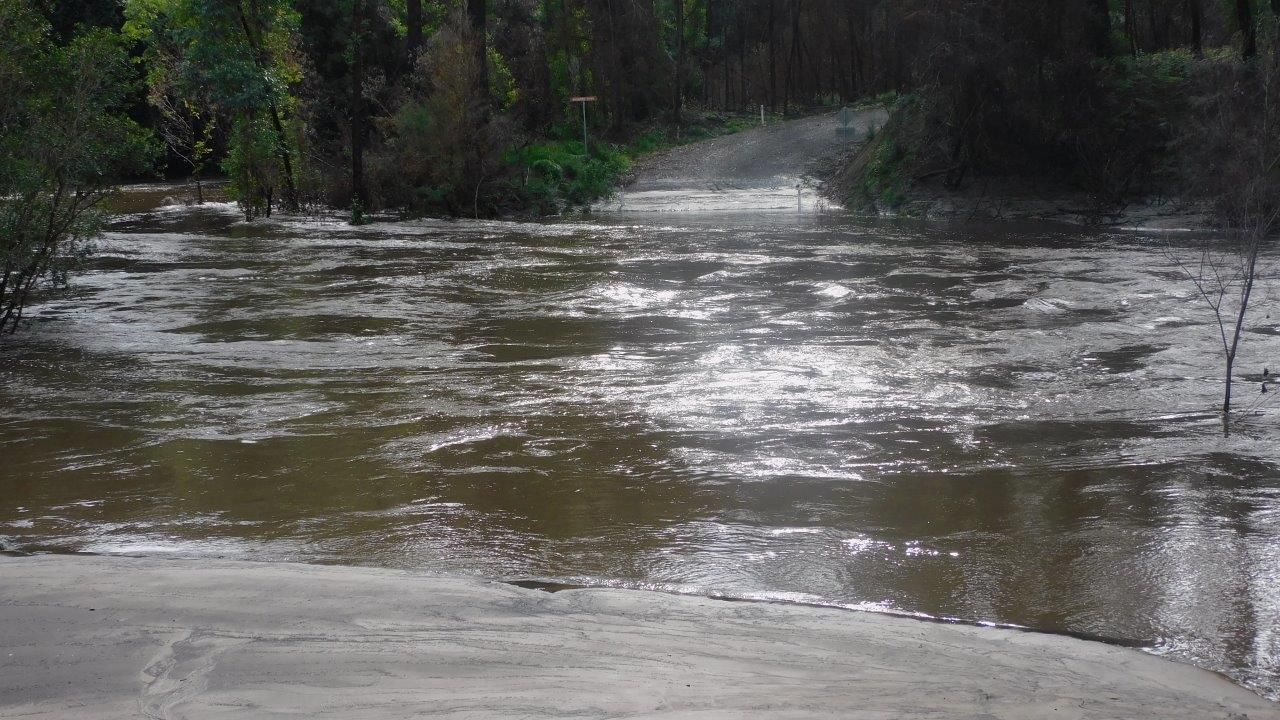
837;106;857;137
571;96;598;154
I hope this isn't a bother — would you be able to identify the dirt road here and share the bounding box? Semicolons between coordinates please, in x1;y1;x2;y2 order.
613;109;886;212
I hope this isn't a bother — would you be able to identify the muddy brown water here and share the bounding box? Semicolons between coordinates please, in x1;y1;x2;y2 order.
2;191;1279;700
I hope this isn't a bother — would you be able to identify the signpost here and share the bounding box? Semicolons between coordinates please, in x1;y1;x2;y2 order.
570;96;598;154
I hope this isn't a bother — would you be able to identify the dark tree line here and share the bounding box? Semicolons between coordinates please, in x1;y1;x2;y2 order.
10;0;1280;223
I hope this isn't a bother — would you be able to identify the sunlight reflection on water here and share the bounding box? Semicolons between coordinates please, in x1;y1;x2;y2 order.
1;205;1278;698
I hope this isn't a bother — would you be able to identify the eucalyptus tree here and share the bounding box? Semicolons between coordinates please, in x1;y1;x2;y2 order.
125;0;301;218
0;0;153;336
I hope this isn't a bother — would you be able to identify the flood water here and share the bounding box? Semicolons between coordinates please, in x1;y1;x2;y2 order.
2;196;1279;699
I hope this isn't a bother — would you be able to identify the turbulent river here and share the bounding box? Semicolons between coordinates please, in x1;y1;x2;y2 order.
2;194;1279;699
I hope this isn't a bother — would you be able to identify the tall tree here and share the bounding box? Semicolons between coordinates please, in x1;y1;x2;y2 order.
674;0;685;123
231;0;300;212
1;0;152;336
469;0;488;101
767;0;777;111
1124;0;1138;55
702;0;716;107
128;0;304;216
1189;0;1203;56
1086;0;1110;56
1236;0;1257;59
406;0;423;58
350;0;368;210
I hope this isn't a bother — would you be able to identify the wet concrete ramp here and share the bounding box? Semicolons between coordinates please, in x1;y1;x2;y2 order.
1;555;1275;720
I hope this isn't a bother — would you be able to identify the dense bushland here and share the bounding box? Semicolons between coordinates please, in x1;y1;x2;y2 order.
838;0;1280;228
16;0;1280;226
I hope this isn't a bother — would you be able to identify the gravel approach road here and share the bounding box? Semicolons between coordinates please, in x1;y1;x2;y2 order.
1;555;1276;719
612;109;887;212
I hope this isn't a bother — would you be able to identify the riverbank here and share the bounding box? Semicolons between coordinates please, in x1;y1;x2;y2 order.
817;139;1212;230
1;555;1274;719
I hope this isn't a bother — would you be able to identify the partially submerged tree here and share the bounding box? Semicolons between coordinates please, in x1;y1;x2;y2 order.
370;10;513;217
1172;234;1264;431
124;4;217;204
0;0;152;336
125;0;301;219
1173;20;1280;429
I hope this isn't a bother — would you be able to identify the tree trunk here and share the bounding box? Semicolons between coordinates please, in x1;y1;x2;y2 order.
350;0;367;209
234;1;298;210
1236;0;1257;59
1189;0;1203;56
782;0;801;113
723;21;731;109
1087;0;1111;56
266;106;298;211
703;0;715;108
1146;0;1158;50
605;0;623;129
828;41;837;101
469;0;488;100
781;15;790;111
767;0;777;112
406;0;422;59
673;0;685;124
738;12;746;107
1124;0;1138;56
1223;240;1259;430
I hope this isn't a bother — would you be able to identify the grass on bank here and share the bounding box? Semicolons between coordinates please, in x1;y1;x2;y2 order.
501;110;782;215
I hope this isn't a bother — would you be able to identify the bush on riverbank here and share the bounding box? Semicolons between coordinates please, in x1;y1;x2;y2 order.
501;141;631;214
0;1;154;334
495;111;765;215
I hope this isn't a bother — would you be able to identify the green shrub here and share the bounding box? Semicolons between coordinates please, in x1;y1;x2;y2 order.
504;141;631;212
855;91;899;110
861;135;913;210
